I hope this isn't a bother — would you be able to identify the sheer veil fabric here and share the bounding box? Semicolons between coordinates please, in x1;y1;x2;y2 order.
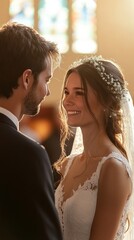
121;91;134;240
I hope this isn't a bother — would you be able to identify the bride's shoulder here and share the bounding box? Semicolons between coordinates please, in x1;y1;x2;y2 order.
100;152;132;184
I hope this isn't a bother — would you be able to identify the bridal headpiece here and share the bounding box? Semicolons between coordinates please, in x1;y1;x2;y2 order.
88;56;125;98
72;55;126;100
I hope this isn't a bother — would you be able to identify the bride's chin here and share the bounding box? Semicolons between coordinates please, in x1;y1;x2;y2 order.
67;122;79;127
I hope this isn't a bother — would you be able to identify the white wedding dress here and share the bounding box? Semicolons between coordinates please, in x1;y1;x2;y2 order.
55;152;132;240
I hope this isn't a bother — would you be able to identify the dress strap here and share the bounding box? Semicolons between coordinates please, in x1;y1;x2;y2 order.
96;152;132;180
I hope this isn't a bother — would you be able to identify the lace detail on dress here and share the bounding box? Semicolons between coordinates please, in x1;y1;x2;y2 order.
55;177;98;235
55;184;65;232
55;152;132;240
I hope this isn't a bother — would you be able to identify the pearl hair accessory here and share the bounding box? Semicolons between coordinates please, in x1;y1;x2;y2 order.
71;55;126;99
88;56;125;98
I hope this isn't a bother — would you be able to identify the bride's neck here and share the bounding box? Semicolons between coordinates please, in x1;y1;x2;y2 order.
82;130;114;157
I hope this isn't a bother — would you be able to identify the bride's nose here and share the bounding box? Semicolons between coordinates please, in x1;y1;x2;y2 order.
63;94;75;106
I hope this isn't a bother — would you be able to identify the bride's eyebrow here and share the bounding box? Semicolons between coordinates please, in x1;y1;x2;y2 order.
64;87;84;90
74;87;84;91
64;87;85;92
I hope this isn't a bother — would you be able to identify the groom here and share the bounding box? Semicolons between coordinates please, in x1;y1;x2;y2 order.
0;22;62;240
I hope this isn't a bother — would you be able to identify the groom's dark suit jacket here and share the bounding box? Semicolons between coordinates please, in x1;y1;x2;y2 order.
0;113;62;240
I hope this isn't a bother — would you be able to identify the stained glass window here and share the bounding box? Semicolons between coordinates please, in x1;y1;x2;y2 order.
38;0;68;53
9;0;34;27
8;0;97;54
72;0;97;53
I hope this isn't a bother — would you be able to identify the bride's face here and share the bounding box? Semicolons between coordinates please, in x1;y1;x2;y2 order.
63;72;104;128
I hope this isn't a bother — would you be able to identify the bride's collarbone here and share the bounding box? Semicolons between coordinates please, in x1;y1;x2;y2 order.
64;155;101;182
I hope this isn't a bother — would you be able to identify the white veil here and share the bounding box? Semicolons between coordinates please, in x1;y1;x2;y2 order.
71;126;83;155
121;90;134;240
121;91;134;169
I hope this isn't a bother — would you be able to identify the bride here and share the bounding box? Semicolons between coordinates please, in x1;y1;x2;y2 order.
54;56;134;240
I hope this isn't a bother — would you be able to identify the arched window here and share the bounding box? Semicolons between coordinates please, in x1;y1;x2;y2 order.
9;0;97;54
9;0;34;27
38;0;69;53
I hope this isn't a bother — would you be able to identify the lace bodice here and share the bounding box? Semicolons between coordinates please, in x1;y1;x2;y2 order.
55;152;132;240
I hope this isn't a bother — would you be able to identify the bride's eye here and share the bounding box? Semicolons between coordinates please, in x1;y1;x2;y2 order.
76;90;85;96
64;89;69;95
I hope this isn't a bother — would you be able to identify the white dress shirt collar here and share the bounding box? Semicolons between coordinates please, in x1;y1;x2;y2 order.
0;107;19;130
